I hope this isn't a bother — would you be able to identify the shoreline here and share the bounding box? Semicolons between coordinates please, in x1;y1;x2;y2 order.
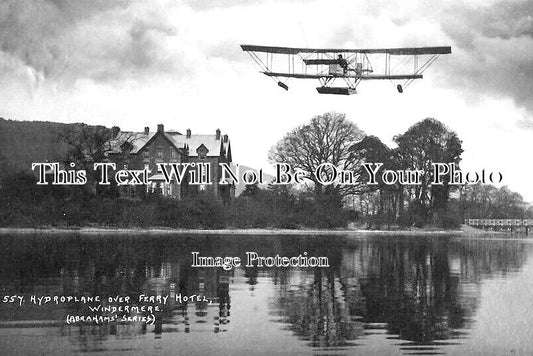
0;225;507;236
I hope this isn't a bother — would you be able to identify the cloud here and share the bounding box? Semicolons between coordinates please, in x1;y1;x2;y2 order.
311;0;533;125
0;0;187;85
435;1;533;120
73;13;183;82
0;0;532;125
442;1;532;45
181;0;261;11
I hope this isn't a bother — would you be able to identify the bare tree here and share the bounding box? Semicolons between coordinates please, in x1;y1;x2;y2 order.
60;124;141;194
268;112;365;199
60;124;142;167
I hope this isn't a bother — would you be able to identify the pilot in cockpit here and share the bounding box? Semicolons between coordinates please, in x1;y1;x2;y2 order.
337;54;348;74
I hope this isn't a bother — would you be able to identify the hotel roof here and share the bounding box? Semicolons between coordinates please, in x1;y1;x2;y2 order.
108;126;230;158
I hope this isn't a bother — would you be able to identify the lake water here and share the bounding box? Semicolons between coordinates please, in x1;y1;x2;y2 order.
0;233;532;355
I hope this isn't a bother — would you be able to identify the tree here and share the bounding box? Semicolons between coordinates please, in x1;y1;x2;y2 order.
394;118;463;225
0;152;15;183
349;136;403;227
456;183;531;221
268;112;365;200
349;135;400;196
240;182;260;197
60;124;140;195
61;124;117;167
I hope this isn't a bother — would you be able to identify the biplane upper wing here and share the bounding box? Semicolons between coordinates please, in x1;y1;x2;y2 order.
240;44;451;94
240;44;451;55
241;45;452;56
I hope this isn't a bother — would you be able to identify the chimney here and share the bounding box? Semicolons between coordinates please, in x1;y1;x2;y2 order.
186;129;191;138
216;128;221;140
144;126;149;135
223;134;228;143
157;124;164;132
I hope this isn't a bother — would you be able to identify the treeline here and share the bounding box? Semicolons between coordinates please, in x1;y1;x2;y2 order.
0;171;349;229
268;112;532;229
2;163;530;230
456;184;533;219
1;114;531;230
227;183;352;228
357;183;533;229
349;121;532;228
0;170;226;228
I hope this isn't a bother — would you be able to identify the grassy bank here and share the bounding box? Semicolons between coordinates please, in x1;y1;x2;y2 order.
0;226;467;235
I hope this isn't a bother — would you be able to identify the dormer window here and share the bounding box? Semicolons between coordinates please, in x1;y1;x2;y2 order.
196;144;209;159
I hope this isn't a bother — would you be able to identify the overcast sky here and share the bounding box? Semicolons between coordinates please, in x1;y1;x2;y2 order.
1;0;532;200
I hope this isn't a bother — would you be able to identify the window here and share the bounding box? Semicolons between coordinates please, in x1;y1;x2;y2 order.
196;144;208;159
198;148;208;159
157;149;163;159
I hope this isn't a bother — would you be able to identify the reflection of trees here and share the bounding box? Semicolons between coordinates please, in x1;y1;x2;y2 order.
244;266;258;290
270;269;365;348
360;239;471;344
0;234;530;353
450;239;528;281
359;238;528;345
268;237;529;351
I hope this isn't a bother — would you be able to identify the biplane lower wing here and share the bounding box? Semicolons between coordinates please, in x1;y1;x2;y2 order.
241;44;450;94
262;72;423;80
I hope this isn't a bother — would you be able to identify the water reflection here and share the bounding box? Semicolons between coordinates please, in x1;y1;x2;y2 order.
270;269;365;349
0;234;529;355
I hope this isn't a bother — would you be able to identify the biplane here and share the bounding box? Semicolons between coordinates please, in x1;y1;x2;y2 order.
240;45;451;95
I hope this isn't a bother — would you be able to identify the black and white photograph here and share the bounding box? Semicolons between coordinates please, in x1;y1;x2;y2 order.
1;0;532;355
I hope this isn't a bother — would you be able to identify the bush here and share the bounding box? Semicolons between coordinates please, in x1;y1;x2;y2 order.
0;171;351;229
